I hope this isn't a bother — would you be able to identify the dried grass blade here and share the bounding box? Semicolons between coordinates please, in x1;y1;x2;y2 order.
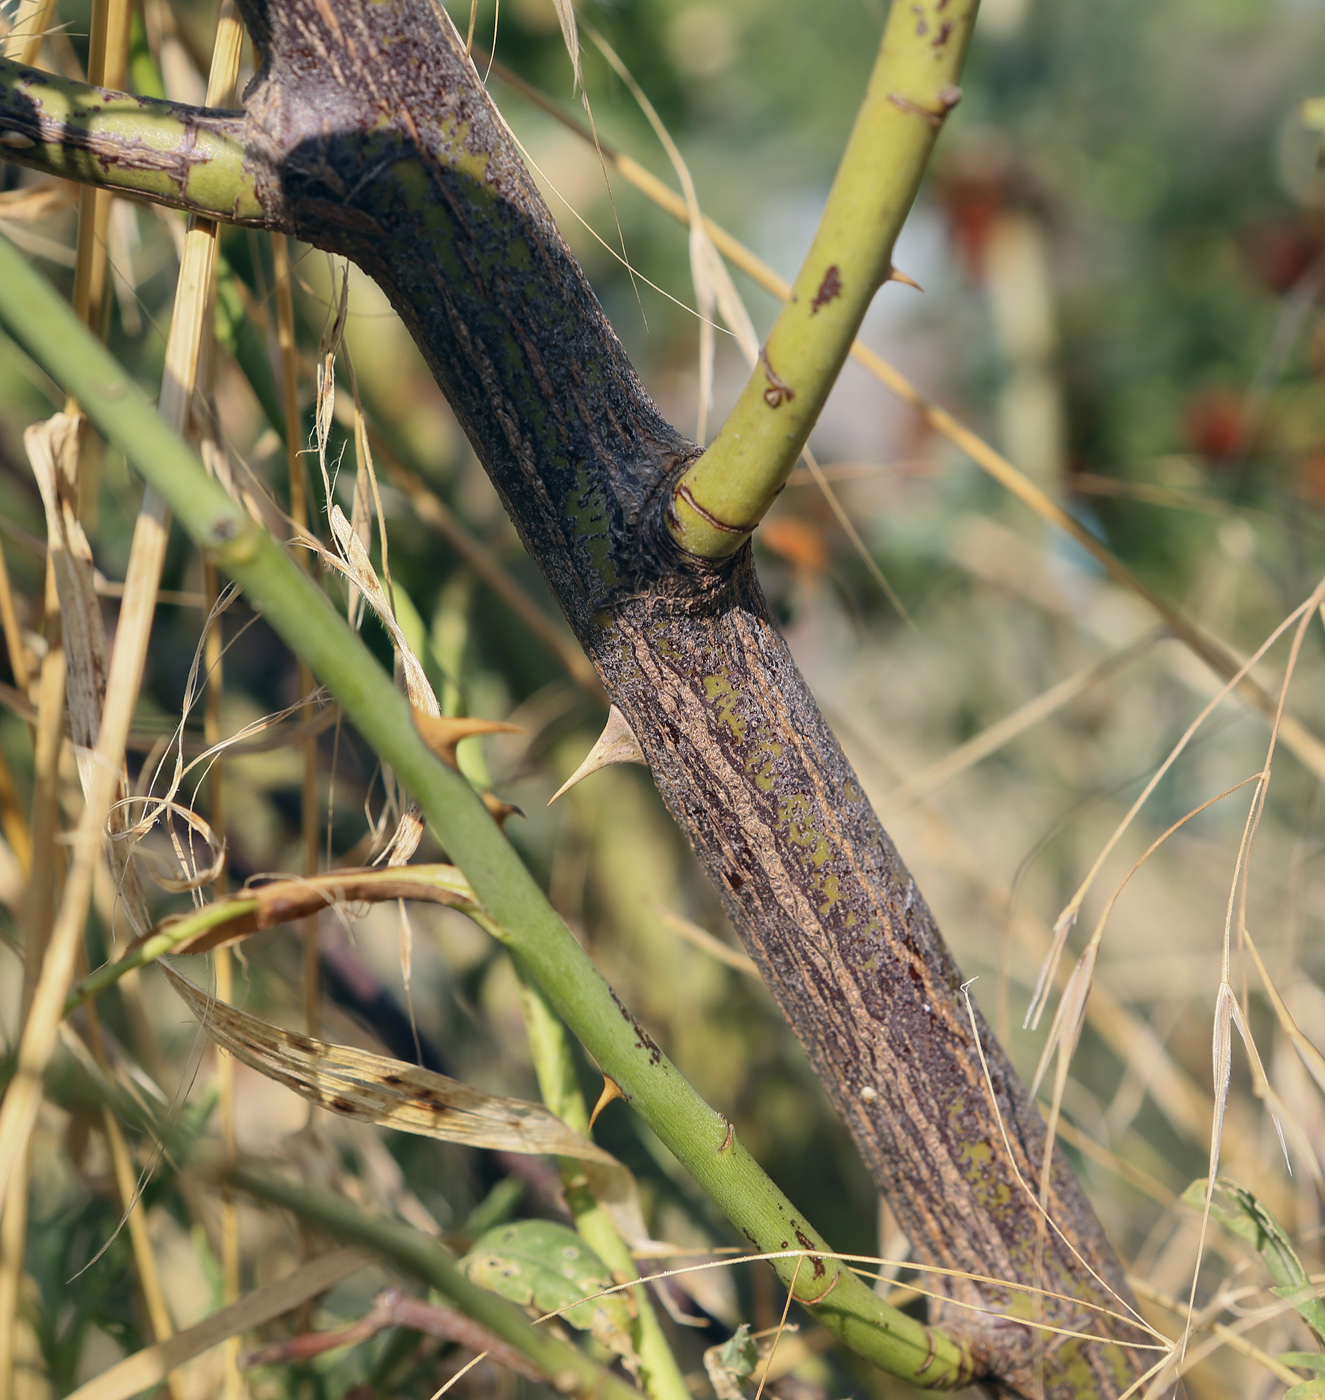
550;0;582;92
586;27;752;438
1242;931;1325;1098
887;636;1157;813
0;0;59;65
1029;591;1319;1030
64;1249;370;1400
0;0;242;1216
0;530;30;697
308;290;438;864
1033;774;1258;1103
1177;980;1240;1366
1030;942;1097;1102
324;502;438;862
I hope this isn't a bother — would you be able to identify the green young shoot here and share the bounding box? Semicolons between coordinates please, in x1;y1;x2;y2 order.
667;0;976;558
516;965;691;1400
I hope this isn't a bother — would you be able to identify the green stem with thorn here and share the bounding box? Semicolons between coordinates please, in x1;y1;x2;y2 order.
0;235;975;1391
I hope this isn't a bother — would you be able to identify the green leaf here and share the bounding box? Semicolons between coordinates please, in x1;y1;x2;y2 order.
1285;1381;1325;1399
1281;1353;1325;1376
1183;1179;1325;1346
704;1323;760;1400
463;1220;638;1367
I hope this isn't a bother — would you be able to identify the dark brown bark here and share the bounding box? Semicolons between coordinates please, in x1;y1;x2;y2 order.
20;1;1152;1393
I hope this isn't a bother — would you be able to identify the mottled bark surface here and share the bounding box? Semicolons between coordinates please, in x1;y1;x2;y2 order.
232;1;1147;1392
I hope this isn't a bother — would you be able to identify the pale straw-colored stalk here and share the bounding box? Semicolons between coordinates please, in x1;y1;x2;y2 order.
271;233;323;1037
0;0;60;67
66;0;132;520
0;0;133;1374
0;533;29;699
203;419;243;1400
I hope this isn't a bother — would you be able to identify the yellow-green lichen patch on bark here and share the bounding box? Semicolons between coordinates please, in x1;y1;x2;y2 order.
774;791;841;913
744;739;783;792
953;1131;1013;1216
649;622;678;659
1049;1337;1137;1396
703;670;747;744
424;114;494;199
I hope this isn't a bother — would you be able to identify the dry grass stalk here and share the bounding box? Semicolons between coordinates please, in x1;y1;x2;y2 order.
0;0;61;67
0;0;130;1370
24;403;182;1390
882;635;1159;813
0;533;30;699
63;1249;370;1400
271;231;326;1041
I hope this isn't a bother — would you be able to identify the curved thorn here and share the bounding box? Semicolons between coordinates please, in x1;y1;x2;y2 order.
548;705;647;804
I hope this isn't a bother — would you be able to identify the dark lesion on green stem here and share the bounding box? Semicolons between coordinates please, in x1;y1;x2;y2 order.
0;57;263;222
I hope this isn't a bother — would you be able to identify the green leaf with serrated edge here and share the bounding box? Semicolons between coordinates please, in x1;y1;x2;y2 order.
704;1323;760;1400
1285;1381;1325;1400
462;1220;637;1367
1281;1354;1325;1376
1183;1179;1325;1346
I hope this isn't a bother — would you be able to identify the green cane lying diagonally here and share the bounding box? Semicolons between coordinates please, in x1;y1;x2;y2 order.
0;235;975;1392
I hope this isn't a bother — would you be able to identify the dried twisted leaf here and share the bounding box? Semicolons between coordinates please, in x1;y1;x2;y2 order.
147;864;483;956
27;413;106;791
165;965;624;1163
109;795;226;894
309;269;439;866
64;865;487;1016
